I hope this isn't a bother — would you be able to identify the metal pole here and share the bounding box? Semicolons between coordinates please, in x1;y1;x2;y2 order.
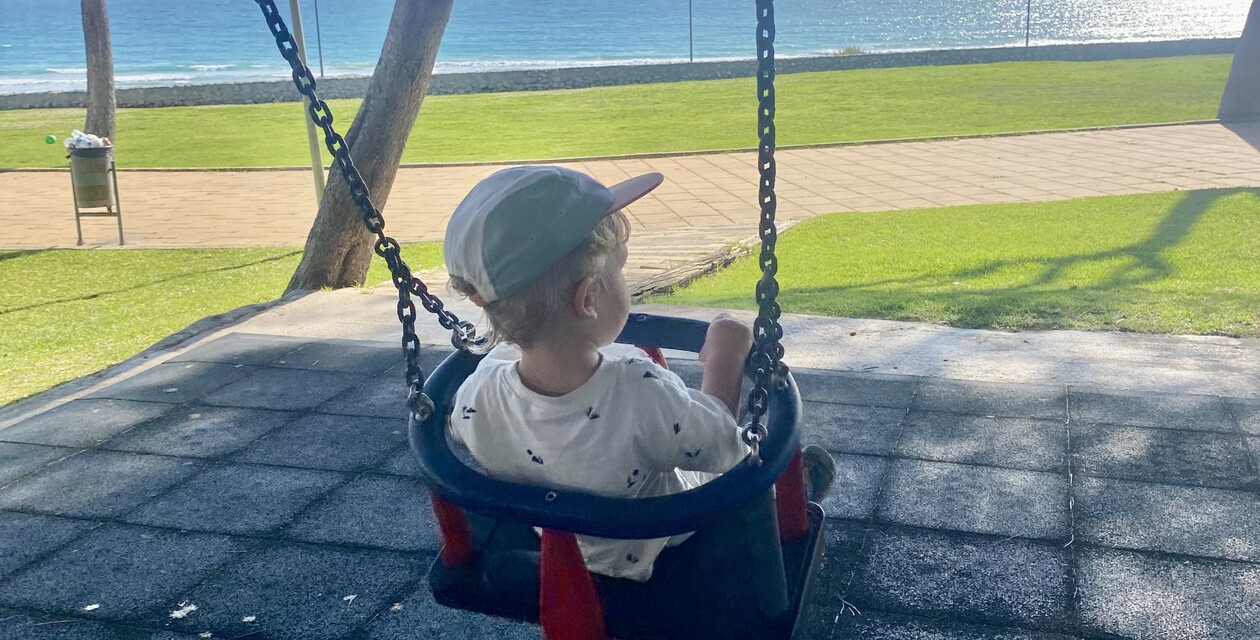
287;0;326;201
689;0;694;62
1025;0;1032;47
313;0;325;77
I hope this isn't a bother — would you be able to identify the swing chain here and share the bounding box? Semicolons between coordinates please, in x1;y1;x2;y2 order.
741;0;787;465
255;0;479;421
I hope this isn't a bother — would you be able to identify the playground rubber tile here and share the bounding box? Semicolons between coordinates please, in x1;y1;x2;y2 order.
0;398;174;448
164;542;426;640
817;454;887;520
0;442;78;485
317;372;413;419
124;464;349;535
1249;437;1260;475
273;340;403;374
1070;422;1257;490
794;370;918;409
377;447;422;477
1074;476;1260;562
0;609;195;640
848;527;1073;632
87;361;253;404
801;402;905;455
0;512;95;579
1229;397;1260;435
1077;547;1260;640
286;475;438;552
1068;389;1234;432
829;610;1078;640
912;379;1066;421
201;367;364;411
877;459;1068;540
895;411;1068;472
0;450;205;518
0;524;245;621
237;413;408;472
102;405;298;459
170;332;310;366
363;581;538;640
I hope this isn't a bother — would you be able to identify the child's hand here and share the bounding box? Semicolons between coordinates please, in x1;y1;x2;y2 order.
699;313;753;364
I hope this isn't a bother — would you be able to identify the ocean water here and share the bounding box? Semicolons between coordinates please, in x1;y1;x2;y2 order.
0;0;1250;94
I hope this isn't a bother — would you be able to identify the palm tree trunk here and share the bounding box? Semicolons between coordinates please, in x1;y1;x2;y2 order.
1219;0;1260;121
81;0;116;140
286;0;455;292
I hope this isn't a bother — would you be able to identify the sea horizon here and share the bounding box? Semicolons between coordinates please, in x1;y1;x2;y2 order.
0;0;1249;95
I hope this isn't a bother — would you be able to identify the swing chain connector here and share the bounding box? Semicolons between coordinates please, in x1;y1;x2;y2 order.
255;0;480;412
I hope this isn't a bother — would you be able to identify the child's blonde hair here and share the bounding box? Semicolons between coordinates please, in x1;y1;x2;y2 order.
450;210;631;348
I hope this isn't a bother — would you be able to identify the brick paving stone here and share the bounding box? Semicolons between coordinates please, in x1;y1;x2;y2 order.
102;406;298;458
1077;547;1260;640
0;512;95;579
170;333;310;366
1070;422;1257;491
1068;389;1234;432
163;543;427;640
124;464;349;535
201;368;364;411
86;362;254;404
828;610;1077;640
273;340;403;374
1074;476;1260;562
877;460;1068;540
0;443;77;485
795;371;918;409
1228;397;1260;435
800;402;905;455
363;583;537;640
286;475;439;552
912;379;1065;421
818;454;888;520
0;524;246;621
236;413;408;472
0;451;205;518
896;411;1068;472
7;123;1259;251
847;527;1074;632
0;399;174;448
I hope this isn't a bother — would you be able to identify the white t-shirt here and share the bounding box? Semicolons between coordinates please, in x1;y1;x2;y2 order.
448;345;749;582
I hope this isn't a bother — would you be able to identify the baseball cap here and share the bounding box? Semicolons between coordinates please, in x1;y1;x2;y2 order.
444;165;663;304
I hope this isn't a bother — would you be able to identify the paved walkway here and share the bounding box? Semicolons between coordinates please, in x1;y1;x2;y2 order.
5;123;1260;283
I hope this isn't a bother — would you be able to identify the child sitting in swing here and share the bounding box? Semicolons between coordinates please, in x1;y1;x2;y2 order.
444;165;833;582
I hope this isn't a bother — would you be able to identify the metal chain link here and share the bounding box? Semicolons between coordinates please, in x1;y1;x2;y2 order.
741;0;788;465
255;0;479;421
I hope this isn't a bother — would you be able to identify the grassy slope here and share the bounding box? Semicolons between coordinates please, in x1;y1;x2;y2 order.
658;189;1260;337
0;244;440;406
0;55;1230;168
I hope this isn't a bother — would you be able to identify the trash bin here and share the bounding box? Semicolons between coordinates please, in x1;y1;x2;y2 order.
68;145;116;209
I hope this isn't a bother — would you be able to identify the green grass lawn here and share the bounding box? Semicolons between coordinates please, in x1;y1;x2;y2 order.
0;55;1230;169
0;243;440;407
659;189;1260;337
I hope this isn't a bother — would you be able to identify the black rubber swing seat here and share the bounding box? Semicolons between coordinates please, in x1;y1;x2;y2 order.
410;314;827;640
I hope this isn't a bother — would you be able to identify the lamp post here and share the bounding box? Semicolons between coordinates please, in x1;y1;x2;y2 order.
1025;0;1032;47
313;0;325;77
287;0;326;201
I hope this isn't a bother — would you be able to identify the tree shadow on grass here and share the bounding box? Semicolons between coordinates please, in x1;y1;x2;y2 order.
0;249;301;316
775;188;1259;334
0;250;39;263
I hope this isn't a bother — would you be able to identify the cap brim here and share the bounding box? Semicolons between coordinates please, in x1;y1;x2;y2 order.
604;172;664;215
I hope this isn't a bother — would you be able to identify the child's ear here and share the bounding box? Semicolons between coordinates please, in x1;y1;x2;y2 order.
572;277;598;320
